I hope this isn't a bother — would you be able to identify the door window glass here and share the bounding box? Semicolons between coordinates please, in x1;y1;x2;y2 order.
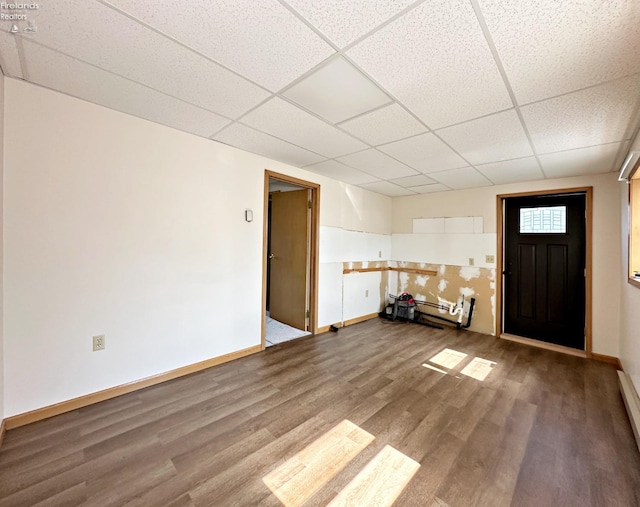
519;206;566;233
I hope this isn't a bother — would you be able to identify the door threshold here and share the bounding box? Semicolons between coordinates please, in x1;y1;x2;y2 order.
500;333;587;358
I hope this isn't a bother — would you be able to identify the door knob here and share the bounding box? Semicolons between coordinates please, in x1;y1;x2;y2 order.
268;253;275;260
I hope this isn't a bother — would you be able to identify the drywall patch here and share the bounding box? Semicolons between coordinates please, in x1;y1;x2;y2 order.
393;261;495;334
398;272;409;293
459;266;481;281
460;287;475;297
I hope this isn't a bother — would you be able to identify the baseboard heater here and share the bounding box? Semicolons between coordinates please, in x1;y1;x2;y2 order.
618;370;640;453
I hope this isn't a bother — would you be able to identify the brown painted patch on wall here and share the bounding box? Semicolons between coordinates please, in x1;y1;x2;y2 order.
391;262;495;335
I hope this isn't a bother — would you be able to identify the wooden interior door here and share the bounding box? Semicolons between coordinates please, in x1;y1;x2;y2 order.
269;189;309;330
504;193;586;349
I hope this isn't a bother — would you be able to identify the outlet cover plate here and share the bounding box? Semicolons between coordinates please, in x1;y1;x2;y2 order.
93;334;105;351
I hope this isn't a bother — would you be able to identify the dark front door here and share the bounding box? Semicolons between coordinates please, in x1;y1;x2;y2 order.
504;193;586;349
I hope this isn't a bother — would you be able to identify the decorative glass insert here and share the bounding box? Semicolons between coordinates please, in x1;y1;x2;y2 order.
519;206;566;233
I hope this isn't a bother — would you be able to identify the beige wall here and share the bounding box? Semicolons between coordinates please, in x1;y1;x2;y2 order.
392;172;622;356
2;79;391;416
2;75;630;418
619;181;640;393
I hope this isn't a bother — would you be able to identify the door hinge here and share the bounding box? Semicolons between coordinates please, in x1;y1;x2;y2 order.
308;200;312;209
306;310;310;318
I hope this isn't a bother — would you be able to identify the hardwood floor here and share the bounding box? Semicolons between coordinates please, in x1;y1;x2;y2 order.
1;319;639;506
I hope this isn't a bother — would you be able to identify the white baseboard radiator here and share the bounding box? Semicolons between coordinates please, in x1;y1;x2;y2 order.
618;371;640;453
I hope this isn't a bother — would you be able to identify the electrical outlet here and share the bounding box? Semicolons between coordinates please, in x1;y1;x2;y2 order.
486;255;495;263
469;257;475;266
365;289;369;297
93;334;105;351
378;250;382;258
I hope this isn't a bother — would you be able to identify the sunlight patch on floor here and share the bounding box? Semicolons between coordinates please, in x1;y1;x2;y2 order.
422;363;448;374
263;420;374;507
424;348;497;382
429;348;468;369
327;444;420;507
460;357;496;381
263;419;421;507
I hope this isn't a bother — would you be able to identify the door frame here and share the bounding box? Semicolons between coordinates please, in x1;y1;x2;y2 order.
496;187;593;356
262;170;320;349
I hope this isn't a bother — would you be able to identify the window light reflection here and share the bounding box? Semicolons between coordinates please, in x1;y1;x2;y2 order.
263;420;420;507
428;348;468;369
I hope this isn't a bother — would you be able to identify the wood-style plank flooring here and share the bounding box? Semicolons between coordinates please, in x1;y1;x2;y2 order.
1;319;639;506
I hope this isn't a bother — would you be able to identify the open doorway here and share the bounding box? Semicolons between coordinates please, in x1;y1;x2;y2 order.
262;171;319;348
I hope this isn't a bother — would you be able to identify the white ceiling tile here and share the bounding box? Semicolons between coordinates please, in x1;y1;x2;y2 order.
25;0;270;119
339;103;428;146
283;0;416;48
378;133;468;173
478;0;640;104
9;0;640;197
337;149;418;179
283;56;391;123
347;0;512;128
428;167;493;190
104;0;335;91
359;181;417;197
23;41;230;138
0;31;24;78
409;183;451;194
475;157;544;185
521;75;640;155
241;97;368;158
437;110;533;165
538;143;622;179
304;160;379;185
390;174;437;188
214;123;325;167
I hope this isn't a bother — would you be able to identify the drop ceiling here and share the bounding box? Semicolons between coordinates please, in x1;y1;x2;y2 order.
1;0;639;196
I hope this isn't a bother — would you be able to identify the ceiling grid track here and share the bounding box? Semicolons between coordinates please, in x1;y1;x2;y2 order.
0;0;637;195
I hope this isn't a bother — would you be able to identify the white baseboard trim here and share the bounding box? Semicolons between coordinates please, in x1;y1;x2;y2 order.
618;370;640;453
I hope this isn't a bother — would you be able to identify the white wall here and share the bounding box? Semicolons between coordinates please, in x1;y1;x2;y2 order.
318;227;390;326
392;172;622;356
392;233;496;268
619;181;640;393
0;75;4;422
3;79;391;416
